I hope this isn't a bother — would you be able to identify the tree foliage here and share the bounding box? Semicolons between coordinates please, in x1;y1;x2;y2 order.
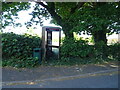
71;2;120;34
2;2;30;28
68;2;120;44
2;2;120;43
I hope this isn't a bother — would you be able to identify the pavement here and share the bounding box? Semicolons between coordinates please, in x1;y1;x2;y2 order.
3;72;119;88
2;61;119;88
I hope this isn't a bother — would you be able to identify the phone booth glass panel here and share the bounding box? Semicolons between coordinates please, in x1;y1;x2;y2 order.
42;26;61;60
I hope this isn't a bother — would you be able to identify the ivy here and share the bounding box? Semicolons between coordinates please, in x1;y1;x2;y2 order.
61;38;95;58
2;32;41;68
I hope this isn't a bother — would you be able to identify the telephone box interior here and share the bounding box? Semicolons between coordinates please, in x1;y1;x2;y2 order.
42;26;61;60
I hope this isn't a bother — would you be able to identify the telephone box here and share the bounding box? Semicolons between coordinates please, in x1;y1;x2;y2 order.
42;26;61;60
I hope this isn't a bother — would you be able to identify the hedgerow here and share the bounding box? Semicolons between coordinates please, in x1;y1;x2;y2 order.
2;32;41;68
2;32;119;67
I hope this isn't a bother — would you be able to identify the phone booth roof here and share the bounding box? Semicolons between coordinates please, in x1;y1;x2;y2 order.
42;26;61;31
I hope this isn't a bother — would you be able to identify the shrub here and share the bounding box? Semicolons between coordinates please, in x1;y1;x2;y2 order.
2;57;39;68
94;41;109;60
61;38;95;58
2;32;41;68
60;38;119;64
108;43;120;61
94;41;120;61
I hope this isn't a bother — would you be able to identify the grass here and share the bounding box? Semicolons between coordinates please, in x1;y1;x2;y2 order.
2;57;118;68
41;57;117;67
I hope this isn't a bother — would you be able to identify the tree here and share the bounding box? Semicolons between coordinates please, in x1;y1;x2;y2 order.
71;2;120;45
29;2;85;39
2;2;85;39
2;2;30;28
2;2;120;44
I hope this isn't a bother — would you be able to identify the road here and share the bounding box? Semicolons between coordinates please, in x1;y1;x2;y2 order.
2;71;119;88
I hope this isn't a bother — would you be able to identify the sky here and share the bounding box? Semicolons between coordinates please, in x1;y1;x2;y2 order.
2;2;118;40
3;2;58;36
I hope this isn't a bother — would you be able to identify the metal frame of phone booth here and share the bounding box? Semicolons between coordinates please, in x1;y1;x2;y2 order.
42;26;61;60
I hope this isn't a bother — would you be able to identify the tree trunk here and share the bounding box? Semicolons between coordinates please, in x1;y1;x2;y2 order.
93;30;108;58
38;2;74;40
63;28;74;39
93;30;107;45
61;23;74;39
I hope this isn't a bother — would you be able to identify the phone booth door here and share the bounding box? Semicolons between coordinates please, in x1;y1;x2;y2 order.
42;26;61;60
46;31;52;58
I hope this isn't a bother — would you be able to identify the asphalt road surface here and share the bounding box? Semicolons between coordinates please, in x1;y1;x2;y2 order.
2;71;119;88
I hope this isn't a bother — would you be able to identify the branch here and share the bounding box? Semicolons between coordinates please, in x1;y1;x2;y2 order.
37;2;48;9
70;2;85;14
37;2;63;26
47;2;62;25
47;2;55;10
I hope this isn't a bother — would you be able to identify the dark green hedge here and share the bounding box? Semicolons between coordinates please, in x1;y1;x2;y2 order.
108;43;120;61
2;32;119;67
61;38;95;58
61;38;120;64
2;32;41;68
